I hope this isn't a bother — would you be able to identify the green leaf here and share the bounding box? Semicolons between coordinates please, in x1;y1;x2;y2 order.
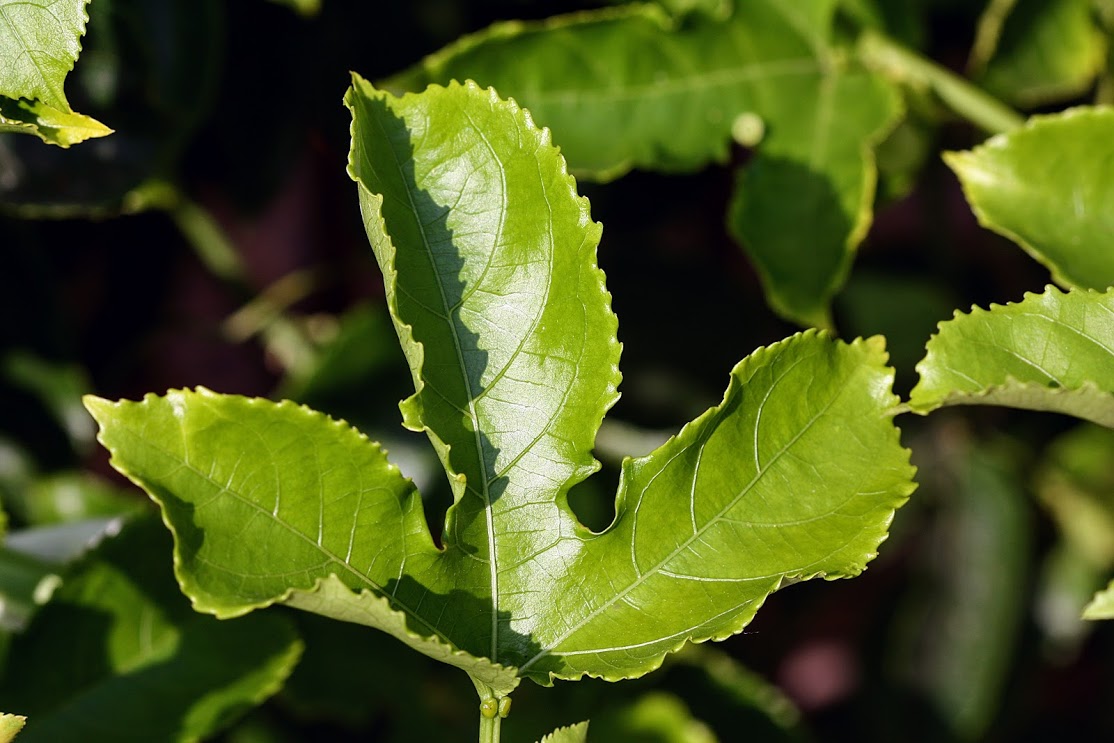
0;0;111;146
267;0;320;16
0;0;87;110
389;2;853;179
1083;579;1114;619
945;108;1114;291
86;80;914;689
0;518;302;743
0;715;25;743
971;0;1105;107
389;1;900;329
727;70;900;328
0;95;111;147
909;286;1114;425
538;721;589;743
889;435;1031;740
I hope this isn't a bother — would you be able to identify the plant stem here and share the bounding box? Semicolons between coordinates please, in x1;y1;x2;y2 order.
478;711;502;743
857;30;1025;134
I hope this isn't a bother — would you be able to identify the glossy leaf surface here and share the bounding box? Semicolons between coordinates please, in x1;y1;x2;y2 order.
946;108;1114;291
909;287;1114;426
0;0;110;146
87;80;914;688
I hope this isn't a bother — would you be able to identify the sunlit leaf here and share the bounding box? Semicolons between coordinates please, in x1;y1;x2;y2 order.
946;108;1114;291
538;721;589;743
0;715;25;743
909;287;1114;426
0;0;110;146
1083;579;1114;619
0;96;111;147
86;80;914;692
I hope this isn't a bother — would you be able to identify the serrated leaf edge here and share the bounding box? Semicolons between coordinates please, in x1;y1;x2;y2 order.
909;285;1114;424
532;330;915;685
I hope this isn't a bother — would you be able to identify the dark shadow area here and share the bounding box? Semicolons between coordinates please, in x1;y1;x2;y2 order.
730;154;854;324
384;572;542;670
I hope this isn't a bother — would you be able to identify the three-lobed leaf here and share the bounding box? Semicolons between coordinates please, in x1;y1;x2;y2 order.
946;107;1114;291
909;287;1114;426
86;79;915;689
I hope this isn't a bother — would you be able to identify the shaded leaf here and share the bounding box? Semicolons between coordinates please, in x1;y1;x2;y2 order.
86;80;914;690
972;0;1105;107
946;107;1114;291
909;287;1114;426
891;434;1031;740
389;1;862;179
0;518;302;743
728;72;900;327
587;692;715;743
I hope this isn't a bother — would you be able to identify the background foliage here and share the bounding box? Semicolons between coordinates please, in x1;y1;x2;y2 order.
3;0;1114;741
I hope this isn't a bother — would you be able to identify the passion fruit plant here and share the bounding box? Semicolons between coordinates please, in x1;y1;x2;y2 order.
84;77;917;742
4;0;1114;741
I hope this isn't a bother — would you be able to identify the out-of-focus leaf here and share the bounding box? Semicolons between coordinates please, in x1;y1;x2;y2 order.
389;2;884;179
2;352;95;452
0;518;302;743
538;721;589;743
1083;579;1114;619
1;517;126;631
670;645;802;739
588;692;715;743
0;714;25;743
909;287;1114;426
3;472;145;527
86;80;914;693
0;546;62;633
0;0;111;146
892;433;1031;740
946;107;1114;290
837;271;956;393
267;0;320;16
971;0;1105;107
1036;423;1114;626
280;610;468;735
728;69;900;328
1037;424;1114;565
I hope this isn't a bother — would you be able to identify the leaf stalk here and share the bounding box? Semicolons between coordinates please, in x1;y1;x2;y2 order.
857;30;1025;134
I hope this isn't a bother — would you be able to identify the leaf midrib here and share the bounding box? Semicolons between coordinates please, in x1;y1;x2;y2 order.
520;349;849;672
